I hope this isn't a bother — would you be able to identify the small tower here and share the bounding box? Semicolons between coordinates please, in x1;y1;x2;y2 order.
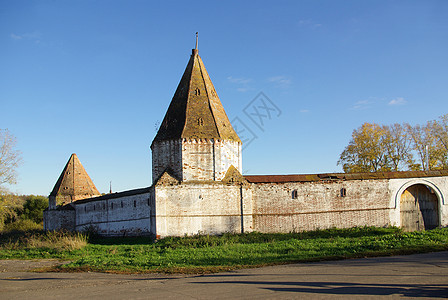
48;153;100;209
151;45;242;182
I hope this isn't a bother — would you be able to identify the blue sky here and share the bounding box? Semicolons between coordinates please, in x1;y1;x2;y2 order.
1;0;447;195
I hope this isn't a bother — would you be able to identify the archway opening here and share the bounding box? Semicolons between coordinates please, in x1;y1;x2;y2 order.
400;184;439;232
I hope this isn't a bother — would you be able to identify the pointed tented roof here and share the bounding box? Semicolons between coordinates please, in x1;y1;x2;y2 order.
152;49;241;145
49;153;100;201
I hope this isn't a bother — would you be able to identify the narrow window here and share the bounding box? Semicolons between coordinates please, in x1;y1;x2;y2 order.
84;206;86;212
340;188;347;197
121;201;123;208
134;200;136;207
93;204;96;211
292;189;298;199
198;117;204;126
195;87;200;95
111;203;114;209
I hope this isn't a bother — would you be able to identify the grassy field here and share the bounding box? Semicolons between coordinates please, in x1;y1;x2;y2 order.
1;227;447;274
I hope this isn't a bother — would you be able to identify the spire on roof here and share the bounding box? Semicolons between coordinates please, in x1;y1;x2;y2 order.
152;45;241;144
49;153;100;206
195;32;198;50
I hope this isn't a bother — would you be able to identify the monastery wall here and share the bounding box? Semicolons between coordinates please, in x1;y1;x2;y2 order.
153;182;253;237
182;139;242;181
151;140;182;183
74;188;152;236
251;179;392;233
44;208;75;231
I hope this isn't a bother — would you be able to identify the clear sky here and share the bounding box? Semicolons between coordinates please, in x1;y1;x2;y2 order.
1;0;447;196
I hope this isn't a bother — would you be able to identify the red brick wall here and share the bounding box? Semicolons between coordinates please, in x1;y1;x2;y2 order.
252;179;392;232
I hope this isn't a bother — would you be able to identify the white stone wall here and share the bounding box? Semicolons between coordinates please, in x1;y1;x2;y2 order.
182;139;242;181
251;179;392;233
153;182;252;237
388;176;448;228
43;208;75;231
151;140;182;183
74;190;152;236
152;139;242;183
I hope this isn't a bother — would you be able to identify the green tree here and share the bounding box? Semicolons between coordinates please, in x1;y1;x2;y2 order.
21;195;48;224
0;190;25;231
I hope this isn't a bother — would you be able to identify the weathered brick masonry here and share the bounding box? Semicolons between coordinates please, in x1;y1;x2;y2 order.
250;180;391;232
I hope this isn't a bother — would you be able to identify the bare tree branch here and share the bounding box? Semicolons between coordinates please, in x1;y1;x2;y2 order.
0;129;22;186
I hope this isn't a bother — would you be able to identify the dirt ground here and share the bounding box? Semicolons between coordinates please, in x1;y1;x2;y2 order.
0;259;71;273
1;252;447;299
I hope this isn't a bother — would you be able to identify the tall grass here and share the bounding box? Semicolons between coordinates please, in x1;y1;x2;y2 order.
0;230;88;251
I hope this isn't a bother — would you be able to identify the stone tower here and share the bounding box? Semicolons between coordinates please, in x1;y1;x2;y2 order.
151;47;242;182
48;153;100;209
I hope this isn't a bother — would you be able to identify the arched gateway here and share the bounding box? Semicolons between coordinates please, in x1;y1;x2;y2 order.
400;184;439;231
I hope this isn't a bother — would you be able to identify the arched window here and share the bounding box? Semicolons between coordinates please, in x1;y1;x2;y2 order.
292;189;298;199
340;188;347;197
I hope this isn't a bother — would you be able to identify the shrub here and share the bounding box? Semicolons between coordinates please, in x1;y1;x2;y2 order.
21;195;48;224
4;219;42;232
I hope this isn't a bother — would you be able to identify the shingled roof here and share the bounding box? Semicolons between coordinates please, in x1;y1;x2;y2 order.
49;153;100;202
152;48;241;145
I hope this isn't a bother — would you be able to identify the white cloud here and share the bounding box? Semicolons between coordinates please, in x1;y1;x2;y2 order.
350;96;407;110
10;32;42;43
227;76;253;92
351;99;374;110
298;19;322;29
268;76;291;88
10;33;22;40
388;97;407;106
227;76;252;84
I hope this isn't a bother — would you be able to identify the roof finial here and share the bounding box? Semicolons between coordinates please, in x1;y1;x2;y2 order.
195;32;198;50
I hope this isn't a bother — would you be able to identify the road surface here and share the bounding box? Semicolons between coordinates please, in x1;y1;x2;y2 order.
1;251;447;299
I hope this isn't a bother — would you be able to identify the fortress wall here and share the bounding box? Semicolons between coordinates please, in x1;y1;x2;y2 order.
43;208;75;231
210;140;242;181
74;191;152;236
152;140;182;183
181;139;214;181
251;179;392;233
153;183;253;237
181;139;242;182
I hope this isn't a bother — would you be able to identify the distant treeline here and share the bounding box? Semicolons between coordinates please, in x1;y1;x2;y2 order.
338;114;448;173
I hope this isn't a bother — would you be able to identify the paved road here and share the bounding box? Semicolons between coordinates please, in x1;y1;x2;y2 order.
1;252;447;299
